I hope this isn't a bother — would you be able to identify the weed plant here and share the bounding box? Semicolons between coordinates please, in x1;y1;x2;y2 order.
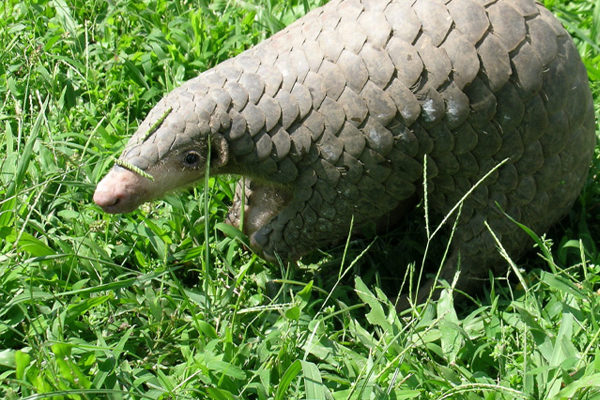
0;0;599;399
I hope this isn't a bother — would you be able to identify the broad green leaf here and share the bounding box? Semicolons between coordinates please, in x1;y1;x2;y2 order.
216;222;249;245
552;373;600;398
15;350;30;380
67;295;112;318
275;360;302;400
540;271;586;299
206;387;237;400
10;230;55;257
301;360;327;400
437;289;463;363
354;277;391;331
285;305;301;321
0;349;15;368
390;389;422;399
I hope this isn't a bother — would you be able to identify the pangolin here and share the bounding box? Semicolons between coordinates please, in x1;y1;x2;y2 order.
93;0;595;295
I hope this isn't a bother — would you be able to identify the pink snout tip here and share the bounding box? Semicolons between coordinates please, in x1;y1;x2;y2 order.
93;168;145;214
93;186;119;209
93;178;126;213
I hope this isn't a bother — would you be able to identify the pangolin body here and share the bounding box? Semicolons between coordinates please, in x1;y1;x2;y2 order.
94;0;595;291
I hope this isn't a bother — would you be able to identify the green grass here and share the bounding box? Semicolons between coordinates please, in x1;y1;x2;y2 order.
1;0;599;399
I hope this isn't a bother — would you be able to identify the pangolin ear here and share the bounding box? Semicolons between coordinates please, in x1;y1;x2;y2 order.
210;134;229;168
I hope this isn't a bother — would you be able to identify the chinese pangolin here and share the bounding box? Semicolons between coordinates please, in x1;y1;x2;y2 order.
94;0;595;294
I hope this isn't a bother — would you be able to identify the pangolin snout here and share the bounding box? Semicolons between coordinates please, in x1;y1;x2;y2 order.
93;167;147;214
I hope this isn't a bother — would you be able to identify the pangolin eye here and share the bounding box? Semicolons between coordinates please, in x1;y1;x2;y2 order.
183;151;201;167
